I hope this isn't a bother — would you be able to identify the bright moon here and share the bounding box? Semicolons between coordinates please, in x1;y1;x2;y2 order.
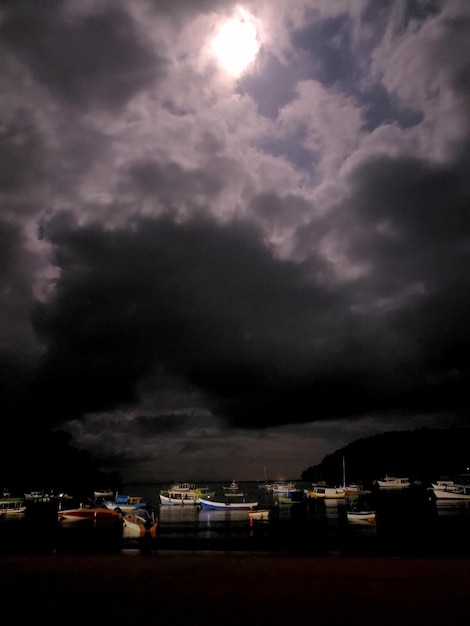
211;13;260;77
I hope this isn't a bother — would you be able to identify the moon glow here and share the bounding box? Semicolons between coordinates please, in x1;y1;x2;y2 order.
211;13;260;76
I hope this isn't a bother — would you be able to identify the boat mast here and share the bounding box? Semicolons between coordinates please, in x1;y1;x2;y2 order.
342;456;346;488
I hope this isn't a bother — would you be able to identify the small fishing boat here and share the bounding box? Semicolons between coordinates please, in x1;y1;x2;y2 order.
343;484;371;496
248;509;270;520
58;503;122;523
102;494;147;512
122;507;158;538
93;489;114;499
0;497;27;515
305;485;345;499
346;510;376;525
431;483;470;500
198;496;258;510
271;481;299;495
24;491;52;502
376;476;410;489
160;483;215;505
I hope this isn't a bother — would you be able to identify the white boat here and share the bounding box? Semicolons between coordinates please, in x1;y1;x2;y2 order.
198;496;258;510
160;493;201;505
431;483;470;500
343;484;371;495
271;481;299;495
102;494;147;512
93;489;114;499
122;507;158;538
160;483;215;505
305;485;345;499
376;476;410;489
24;491;52;501
347;510;376;525
0;498;27;515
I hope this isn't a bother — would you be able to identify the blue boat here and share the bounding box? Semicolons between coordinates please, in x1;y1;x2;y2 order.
102;494;147;512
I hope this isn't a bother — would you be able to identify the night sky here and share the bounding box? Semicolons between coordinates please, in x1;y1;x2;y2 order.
1;0;469;482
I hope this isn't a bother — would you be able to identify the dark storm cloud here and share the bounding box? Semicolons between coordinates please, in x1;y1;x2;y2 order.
293;147;470;417
125;159;225;204
28;179;470;431
135;413;192;436
0;111;45;193
0;1;166;111
31;212;338;426
345;155;470;288
0;216;41;430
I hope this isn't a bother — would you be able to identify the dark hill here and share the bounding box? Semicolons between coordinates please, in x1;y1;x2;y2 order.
301;426;470;486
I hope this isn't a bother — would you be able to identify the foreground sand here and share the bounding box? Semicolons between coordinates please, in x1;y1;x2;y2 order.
1;552;469;623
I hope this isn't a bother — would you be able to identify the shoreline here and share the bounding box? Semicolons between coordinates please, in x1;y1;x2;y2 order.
2;552;469;623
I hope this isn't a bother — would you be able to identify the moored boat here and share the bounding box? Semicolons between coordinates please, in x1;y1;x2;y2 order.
58;503;122;523
376;476;410;489
305;485;345;499
160;483;215;505
103;494;147;512
93;489;114;499
198;496;258;510
271;481;299;495
122;507;158;538
343;484;371;496
346;510;376;525
431;483;470;500
24;491;52;502
0;497;27;515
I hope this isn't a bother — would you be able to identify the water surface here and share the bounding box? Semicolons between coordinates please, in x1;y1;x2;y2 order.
2;481;470;557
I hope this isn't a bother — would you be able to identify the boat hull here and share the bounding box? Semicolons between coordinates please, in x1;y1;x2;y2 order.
0;499;27;515
432;488;470;500
94;490;114;499
376;477;410;489
58;507;122;522
347;511;376;525
160;494;202;506
198;497;258;510
305;487;345;499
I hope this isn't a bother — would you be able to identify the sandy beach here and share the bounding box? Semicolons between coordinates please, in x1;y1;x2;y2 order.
1;552;469;624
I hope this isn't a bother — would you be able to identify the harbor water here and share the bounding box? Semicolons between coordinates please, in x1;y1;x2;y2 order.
1;481;470;557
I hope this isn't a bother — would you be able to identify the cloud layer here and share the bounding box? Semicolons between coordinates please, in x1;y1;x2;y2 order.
1;0;469;481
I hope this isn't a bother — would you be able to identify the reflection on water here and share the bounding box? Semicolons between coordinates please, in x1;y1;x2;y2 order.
2;482;470;557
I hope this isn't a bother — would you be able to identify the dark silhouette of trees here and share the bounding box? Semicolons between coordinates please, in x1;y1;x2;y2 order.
301;426;470;486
